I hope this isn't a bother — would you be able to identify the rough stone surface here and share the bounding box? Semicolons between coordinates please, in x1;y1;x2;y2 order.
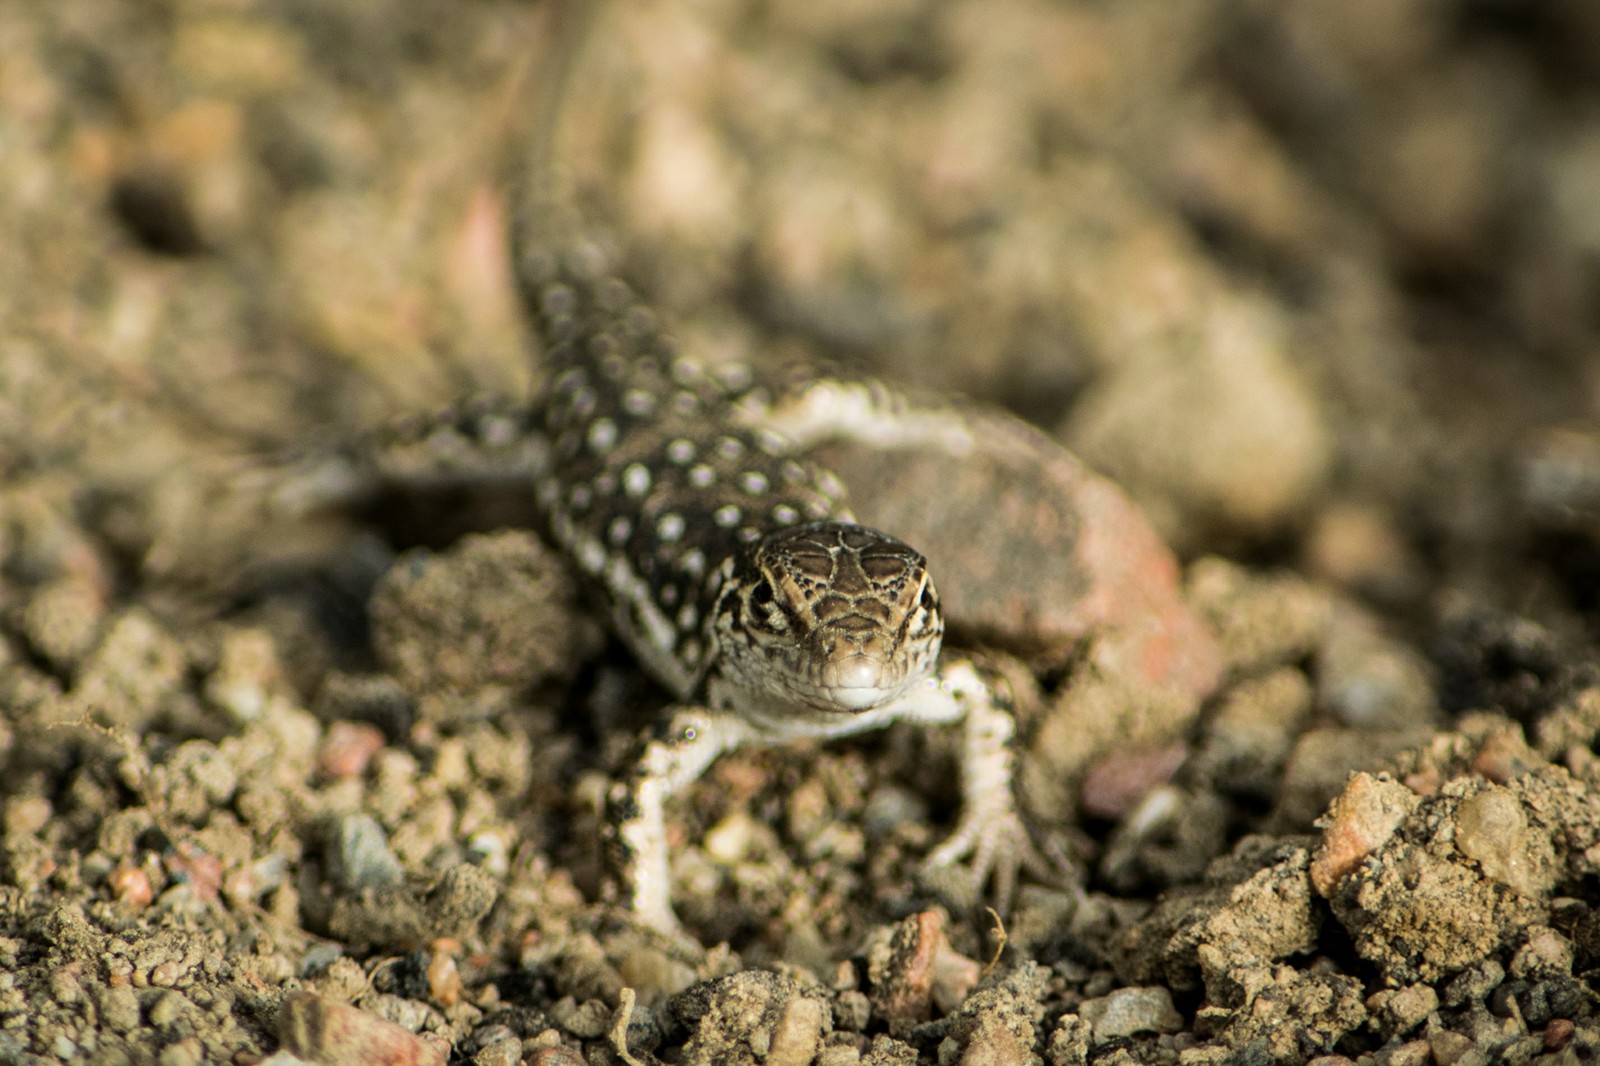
6;0;1600;1063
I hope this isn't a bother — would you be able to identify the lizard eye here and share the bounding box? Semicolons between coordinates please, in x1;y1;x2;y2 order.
919;585;937;612
750;579;775;609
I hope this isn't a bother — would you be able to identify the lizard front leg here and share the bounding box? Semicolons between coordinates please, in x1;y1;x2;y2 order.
901;659;1063;913
605;707;752;933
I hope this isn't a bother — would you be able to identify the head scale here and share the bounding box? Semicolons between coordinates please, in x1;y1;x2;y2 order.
711;521;944;720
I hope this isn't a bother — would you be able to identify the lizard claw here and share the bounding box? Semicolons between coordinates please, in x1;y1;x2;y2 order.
923;805;1076;916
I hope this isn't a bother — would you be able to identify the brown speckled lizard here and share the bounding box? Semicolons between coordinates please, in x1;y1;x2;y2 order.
283;0;1043;932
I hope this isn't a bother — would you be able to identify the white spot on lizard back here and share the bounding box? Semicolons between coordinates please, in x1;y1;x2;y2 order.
657;513;686;543
623;463;652;498
587;418;618;453
665;438;695;464
714;505;741;527
623;389;656;416
576;537;606;574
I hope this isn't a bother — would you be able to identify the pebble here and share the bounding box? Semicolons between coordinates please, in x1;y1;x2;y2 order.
550;997;610;1040
1367;984;1437;1039
1186;558;1332;676
1508;926;1573;980
669;972;831;1066
1064;289;1332;544
98;983;141;1033
1194;667;1312;798
1272;729;1422;835
1372;1040;1431;1066
316;721;387;780
1426;1029;1476;1066
1079;746;1186;821
1315;604;1437;731
68;609;188;731
368;532;599;704
1076;986;1183;1042
867;912;941;1038
525;1048;585;1066
158;1038;204;1066
1442;959;1505;1009
325;813;404;891
472;1037;521;1066
278;992;447;1066
22;576;106;671
1309;772;1418;897
1453;786;1556;899
205;626;288;725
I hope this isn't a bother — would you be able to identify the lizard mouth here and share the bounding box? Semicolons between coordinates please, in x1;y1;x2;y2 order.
819;653;894;710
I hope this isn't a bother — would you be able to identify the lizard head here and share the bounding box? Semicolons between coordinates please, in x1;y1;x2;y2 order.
712;521;945;722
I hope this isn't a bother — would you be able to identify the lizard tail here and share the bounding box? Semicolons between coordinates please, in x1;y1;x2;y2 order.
511;0;607;303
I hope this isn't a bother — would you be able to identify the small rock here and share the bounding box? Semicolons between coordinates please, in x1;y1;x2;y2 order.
1508;926;1573;980
325;813;404;891
867;911;953;1038
69;609;188;731
1064;288;1332;543
278;992;447;1066
1303;501;1421;603
1080;745;1187;821
98;983;141;1034
1309;772;1418;897
1186;558;1332;676
1373;1041;1431;1066
1442;959;1505;1009
1426;1028;1476;1066
1076;986;1182;1042
205;626;290;725
472;1039;521;1066
22;576;106;672
670;971;832;1066
939;962;1049;1065
1272;728;1424;834
1453;786;1557;899
549;998;609;1041
1046;1015;1092;1066
317;720;387;780
1367;984;1438;1039
1316;604;1438;731
1193;667;1312;799
369;532;599;706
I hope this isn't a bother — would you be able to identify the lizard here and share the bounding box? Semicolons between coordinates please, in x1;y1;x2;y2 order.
279;0;1047;933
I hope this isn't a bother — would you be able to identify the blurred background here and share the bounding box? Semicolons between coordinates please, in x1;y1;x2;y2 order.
7;0;1600;643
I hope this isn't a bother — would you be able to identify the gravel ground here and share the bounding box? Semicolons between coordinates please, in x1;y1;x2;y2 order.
5;0;1600;1063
